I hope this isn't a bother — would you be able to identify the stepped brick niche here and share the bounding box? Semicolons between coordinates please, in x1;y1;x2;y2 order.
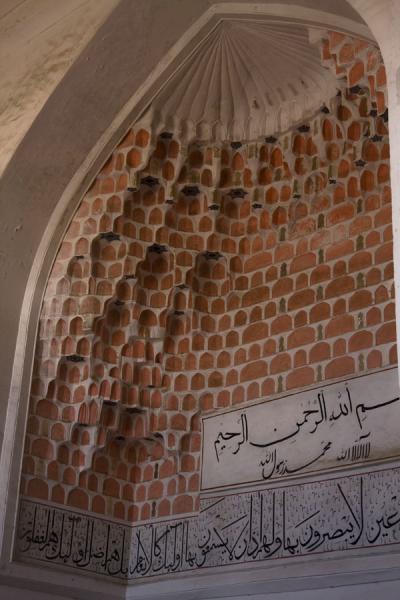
20;28;395;538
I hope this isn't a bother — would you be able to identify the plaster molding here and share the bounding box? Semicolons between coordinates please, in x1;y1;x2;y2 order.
149;20;338;142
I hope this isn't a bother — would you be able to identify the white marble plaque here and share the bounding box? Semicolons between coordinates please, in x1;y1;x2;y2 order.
201;368;400;490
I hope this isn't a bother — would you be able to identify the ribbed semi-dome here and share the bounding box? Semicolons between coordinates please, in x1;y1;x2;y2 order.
150;20;339;141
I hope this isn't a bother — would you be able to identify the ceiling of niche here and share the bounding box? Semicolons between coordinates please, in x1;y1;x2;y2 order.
149;20;339;141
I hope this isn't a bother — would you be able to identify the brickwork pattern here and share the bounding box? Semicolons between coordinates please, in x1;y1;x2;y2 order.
21;32;396;523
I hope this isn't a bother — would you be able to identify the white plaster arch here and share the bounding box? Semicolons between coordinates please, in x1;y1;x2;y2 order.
1;1;400;598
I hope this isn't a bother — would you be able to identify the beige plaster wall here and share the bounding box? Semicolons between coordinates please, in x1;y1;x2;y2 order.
0;0;119;176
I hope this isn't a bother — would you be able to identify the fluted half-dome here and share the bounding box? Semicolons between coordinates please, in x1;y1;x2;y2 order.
149;20;339;141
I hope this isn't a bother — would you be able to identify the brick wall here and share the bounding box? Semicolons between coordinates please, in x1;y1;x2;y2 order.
21;32;396;522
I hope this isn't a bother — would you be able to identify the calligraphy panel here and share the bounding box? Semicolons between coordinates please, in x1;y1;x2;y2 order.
202;368;400;490
16;466;400;579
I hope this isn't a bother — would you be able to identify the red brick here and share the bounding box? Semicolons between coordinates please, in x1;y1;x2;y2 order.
326;240;354;261
67;489;89;510
148;480;164;499
366;306;381;326
375;242;393;264
272;278;293;298
349;215;372;236
378;164;390;184
310;302;330;323
348;251;372;272
384;302;396;322
389;345;398;364
27;478;49;501
333;298;346;316
376;322;396;345
243;322;269;344
326;314;354;338
271;315;292;335
286;367;314;390
348;330;373;351
243;286;269;306
348;61;364;85
288;289;315;310
172;495;193;515
241;360;268;382
327;203;355;227
325;356;355;379
367;349;382;369
329;31;346;48
287;327;315;349
294;349;307;367
333;260;346;277
290;252;316;274
310;265;330;285
349;289;372;311
31;438;53;460
325;276;354;299
309;342;331;363
244;252;272;272
274;243;294;262
270;353;291;374
36;399;58;420
366;267;381;286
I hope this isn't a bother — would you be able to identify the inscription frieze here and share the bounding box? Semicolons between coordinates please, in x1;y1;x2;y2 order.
16;466;400;579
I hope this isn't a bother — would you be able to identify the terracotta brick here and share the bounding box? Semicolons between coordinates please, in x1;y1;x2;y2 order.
172;494;193;515
326;314;354;338
270;353;291;374
148;480;164;499
286;367;314;390
310;302;330;323
384;302;396;322
325;240;354;261
67;489;89;510
367;349;382;370
389;345;398;364
325;356;355;379
325;276;354;299
310;265;330;285
31;438;53;460
309;342;331;363
290;252;316;274
288;289;315;310
349;289;372;311
240;360;268;382
348;330;373;351
376;322;396;345
327;203;355;227
272;278;293;298
243;286;269;306
27;478;49;501
329;31;346;48
375;242;392;264
287;327;315;349
243;322;269;344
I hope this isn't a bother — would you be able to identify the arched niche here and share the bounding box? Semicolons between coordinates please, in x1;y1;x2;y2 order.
2;2;400;599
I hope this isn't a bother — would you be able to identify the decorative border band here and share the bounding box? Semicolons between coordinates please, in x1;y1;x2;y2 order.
16;465;400;580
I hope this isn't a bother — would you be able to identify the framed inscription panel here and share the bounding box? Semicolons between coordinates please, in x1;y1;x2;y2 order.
201;368;400;491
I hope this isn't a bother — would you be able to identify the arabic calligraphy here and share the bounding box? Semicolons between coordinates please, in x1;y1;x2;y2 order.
203;368;400;490
16;466;400;579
